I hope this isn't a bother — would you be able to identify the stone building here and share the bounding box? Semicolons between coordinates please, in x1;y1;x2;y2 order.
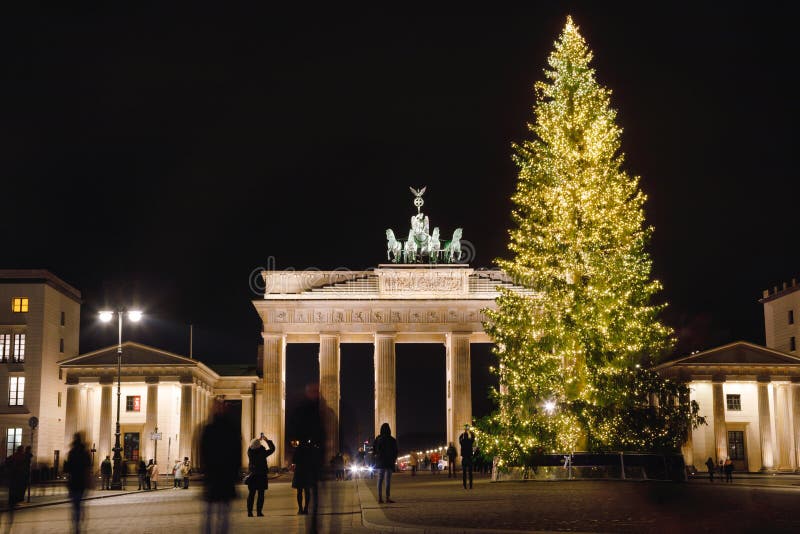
0;270;81;468
656;276;800;472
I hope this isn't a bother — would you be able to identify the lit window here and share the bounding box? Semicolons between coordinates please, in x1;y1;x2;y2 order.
726;394;741;411
126;395;141;412
6;428;22;457
0;334;10;362
12;334;25;362
11;298;28;313
9;377;25;406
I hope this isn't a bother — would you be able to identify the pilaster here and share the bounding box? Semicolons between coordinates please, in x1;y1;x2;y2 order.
319;333;341;458
263;333;286;469
712;378;727;462
374;333;396;439
446;332;472;447
757;376;774;470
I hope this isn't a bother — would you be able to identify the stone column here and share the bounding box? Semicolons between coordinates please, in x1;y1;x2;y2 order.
319;334;341;459
241;393;254;467
263;334;286;469
757;377;775;470
179;378;195;462
144;377;159;462
712;378;727;461
374;333;396;439
793;379;800;473
98;377;113;458
776;383;794;470
446;332;472;447
679;380;694;470
64;381;80;452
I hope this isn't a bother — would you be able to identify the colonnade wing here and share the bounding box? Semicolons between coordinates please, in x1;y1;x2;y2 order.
253;266;525;468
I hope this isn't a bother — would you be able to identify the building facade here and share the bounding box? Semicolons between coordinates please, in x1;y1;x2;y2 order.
657;275;800;473
0;270;81;468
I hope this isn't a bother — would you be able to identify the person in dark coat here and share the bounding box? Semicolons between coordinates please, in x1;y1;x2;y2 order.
724;458;734;483
287;383;326;533
137;460;148;490
246;436;275;517
5;446;26;510
200;403;242;534
100;455;112;490
291;440;317;514
705;457;715;482
446;442;458;478
64;433;91;533
373;422;398;504
459;424;476;489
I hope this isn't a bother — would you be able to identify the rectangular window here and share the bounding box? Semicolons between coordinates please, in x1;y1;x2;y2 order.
790;310;795;325
58;391;62;407
726;394;742;411
6;428;22;457
9;377;25;406
60;338;64;353
59;368;63;380
791;336;797;352
12;334;25;362
0;334;10;362
126;395;141;412
61;311;66;326
11;298;29;313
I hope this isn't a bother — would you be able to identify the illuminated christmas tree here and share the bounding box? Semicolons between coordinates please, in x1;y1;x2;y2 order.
478;17;702;464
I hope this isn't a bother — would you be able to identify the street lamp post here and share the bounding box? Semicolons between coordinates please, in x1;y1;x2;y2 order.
99;309;142;490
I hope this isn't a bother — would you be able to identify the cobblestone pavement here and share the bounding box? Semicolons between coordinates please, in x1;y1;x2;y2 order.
359;472;800;533
4;473;800;533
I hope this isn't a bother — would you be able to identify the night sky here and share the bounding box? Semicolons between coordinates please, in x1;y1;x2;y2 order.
2;5;797;451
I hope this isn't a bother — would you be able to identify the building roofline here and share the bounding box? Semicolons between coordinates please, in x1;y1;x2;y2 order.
653;340;800;370
760;277;800;303
0;269;82;302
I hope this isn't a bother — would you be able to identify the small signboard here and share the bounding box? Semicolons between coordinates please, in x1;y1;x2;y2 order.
150;432;162;440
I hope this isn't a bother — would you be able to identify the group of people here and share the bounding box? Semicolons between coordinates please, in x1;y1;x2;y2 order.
705;456;735;482
405;425;480;489
4;445;33;509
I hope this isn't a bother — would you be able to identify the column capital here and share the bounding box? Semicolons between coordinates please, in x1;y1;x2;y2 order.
319;332;341;340
262;332;286;341
99;375;114;385
179;375;194;385
791;377;800;384
757;375;772;384
145;376;160;384
66;376;79;385
374;332;396;340
711;374;726;383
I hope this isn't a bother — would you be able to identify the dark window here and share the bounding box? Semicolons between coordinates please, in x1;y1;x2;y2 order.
58;369;62;380
726;394;741;411
791;336;797;352
727;431;745;461
61;311;66;326
126;395;141;412
59;338;64;353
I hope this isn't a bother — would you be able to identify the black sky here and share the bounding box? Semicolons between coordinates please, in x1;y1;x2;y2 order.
2;4;798;450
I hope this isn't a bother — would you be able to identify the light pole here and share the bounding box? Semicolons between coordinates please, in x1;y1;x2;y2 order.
99;309;142;490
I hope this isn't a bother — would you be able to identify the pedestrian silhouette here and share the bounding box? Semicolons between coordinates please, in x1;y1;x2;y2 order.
705;457;715;482
373;422;398;504
199;402;241;534
246;436;275;517
64;432;91;534
459;424;476;489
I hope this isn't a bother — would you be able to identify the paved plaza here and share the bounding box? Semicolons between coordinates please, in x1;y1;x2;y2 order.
2;473;800;533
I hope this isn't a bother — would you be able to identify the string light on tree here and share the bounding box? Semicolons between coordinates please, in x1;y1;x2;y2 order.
475;16;703;465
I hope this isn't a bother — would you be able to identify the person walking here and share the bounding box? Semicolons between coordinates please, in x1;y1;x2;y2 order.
200;404;241;534
409;451;418;477
459;424;476;490
430;450;441;474
446;443;457;478
5;446;27;510
705;457;715;482
172;459;183;488
100;455;112;490
181;457;191;489
373;422;398;504
724;458;734;483
64;433;91;534
246;435;276;517
291;440;315;515
137;460;148;490
149;460;159;490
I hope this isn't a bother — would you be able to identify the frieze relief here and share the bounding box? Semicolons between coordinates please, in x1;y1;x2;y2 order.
270;307;484;325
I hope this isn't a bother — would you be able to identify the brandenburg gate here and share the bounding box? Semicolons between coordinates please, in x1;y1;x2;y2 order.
252;188;526;466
